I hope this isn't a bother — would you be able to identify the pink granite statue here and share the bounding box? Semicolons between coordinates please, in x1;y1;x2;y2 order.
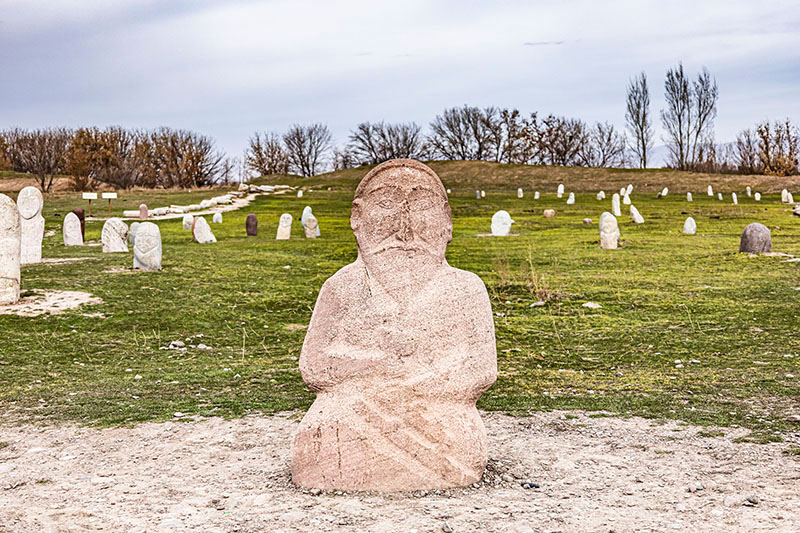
291;159;497;492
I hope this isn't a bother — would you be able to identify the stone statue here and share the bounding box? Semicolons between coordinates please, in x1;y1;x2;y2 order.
0;194;21;305
683;217;696;235
139;203;148;220
246;213;258;236
182;214;194;230
557;183;564;198
212;212;223;224
739;223;771;253
599;212;619;249
128;221;140;245
291;159;497;492
611;193;621;217
303;215;318;239
63;212;83;246
133;222;162;271
302;206;321;236
490;210;514;236
566;192;575;205
276;213;292;240
17;186;45;265
192;217;216;243
101;218;128;253
630;205;645;224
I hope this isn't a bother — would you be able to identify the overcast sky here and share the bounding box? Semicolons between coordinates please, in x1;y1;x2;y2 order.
1;0;798;163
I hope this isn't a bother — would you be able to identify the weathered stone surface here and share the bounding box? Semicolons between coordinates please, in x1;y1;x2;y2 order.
517;188;523;198
246;213;258;236
557;184;564;198
566;192;575;205
212;213;223;224
687;192;693;202
302;206;321;236
732;192;738;205
739;223;771;253
297;190;304;198
182;214;193;230
491;210;514;236
0;194;21;305
63;212;83;246
787;192;795;204
746;186;752;197
596;191;605;200
192;217;216;243
622;193;631;205
683;217;697;235
139;204;148;220
17;186;44;265
303;215;319;239
128;222;140;245
291;159;497;492
599;212;619;249
619;187;625;196
626;184;633;195
708;185;714;196
133;222;162;271
781;189;790;203
543;209;555;218
102;218;128;253
534;191;540;200
612;193;621;217
630;205;644;224
754;192;761;201
276;213;292;240
475;190;481;200
480;190;485;198
717;193;723;201
71;208;85;240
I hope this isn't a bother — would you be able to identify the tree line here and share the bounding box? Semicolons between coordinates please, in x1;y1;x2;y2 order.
1;62;797;191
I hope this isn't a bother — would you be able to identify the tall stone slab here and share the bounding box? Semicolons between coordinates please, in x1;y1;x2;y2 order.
566;192;575;205
303;215;319;238
557;184;564;198
101;218;128;253
139;203;148;220
0;194;21;305
599;212;619;249
133;222;162;271
63;212;83;246
246;213;258;236
276;213;292;240
612;193;621;217
683;217;696;235
302;206;321;236
517;188;523;199
739;223;771;253
708;185;714;196
491;210;515;236
291;159;497;492
182;214;193;230
687;192;693;202
192;217;216;243
630;205;645;223
17;186;45;265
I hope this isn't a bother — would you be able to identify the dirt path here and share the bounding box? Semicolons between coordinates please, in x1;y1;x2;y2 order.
1;411;798;532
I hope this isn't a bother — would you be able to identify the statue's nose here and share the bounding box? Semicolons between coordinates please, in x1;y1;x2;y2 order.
397;204;413;242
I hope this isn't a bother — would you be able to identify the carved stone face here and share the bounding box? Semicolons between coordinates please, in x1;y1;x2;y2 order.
351;160;451;261
279;213;292;228
17;186;43;220
135;227;159;255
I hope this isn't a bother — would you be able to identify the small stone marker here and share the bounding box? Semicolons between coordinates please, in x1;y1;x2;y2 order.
787;192;795;204
732;192;738;205
739;222;771;253
192;217;216;243
619;187;625;196
543;209;555;218
139;203;148;220
661;187;669;196
128;221;140;245
683;217;696;235
297;190;304;198
517;188;523;199
746;186;752;197
557;184;564;198
754;192;761;201
781;189;790;203
63;212;83;246
708;185;713;196
566;192;575;205
596;191;605;200
446;188;451;194
291;159;496;492
71;208;86;240
622;193;631;205
17;186;44;265
599;212;619;250
101;218;128;253
630;205;645;223
534;191;540;200
612;193;621;217
246;213;258;236
133;222;162;271
717;193;723;201
626;184;633;195
276;213;292;240
304;215;319;238
301;206;321;236
491;210;515;236
582;218;592;224
480;190;486;198
687;192;693;202
212;213;222;224
475;190;480;200
0;194;21;305
182;214;193;230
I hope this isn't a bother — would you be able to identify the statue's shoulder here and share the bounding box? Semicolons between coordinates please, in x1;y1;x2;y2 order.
320;260;366;295
440;265;488;294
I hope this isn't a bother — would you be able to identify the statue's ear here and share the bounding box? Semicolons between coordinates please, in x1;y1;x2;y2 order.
350;199;362;232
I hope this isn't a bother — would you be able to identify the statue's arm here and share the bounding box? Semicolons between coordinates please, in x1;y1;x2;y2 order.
298;280;341;392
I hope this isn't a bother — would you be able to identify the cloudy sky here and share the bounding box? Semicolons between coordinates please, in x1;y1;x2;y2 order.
1;0;798;164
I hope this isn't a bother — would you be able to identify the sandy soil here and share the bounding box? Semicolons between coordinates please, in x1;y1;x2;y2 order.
1;411;798;533
0;290;102;317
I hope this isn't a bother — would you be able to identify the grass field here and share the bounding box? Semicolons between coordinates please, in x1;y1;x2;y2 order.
1;162;798;444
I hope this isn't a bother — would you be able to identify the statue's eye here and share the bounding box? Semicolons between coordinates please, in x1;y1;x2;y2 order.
378;199;394;209
410;199;433;211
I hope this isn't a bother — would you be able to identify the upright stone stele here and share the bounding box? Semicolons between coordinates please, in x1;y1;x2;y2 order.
754;192;761;201
739;223;771;253
212;212;223;224
101;218;128;253
246;213;258;236
683;217;697;235
139;203;148;220
630;205;645;224
708;185;714;196
291;159;497;492
303;215;319;239
517;188;523;199
557;184;564;198
566;192;575;205
599;212;619;249
0;194;21;305
746;186;752;197
732;192;738;205
534;191;540;200
490;210;515;236
687;192;693;202
192;217;216;243
276;213;292;240
182;214;194;230
302;206;321;236
133;222;162;271
63;212;83;246
622;193;631;205
17;186;45;265
612;193;621;217
128;221;140;245
717;193;723;201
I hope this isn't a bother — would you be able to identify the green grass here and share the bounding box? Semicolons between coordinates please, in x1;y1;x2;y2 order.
1;163;799;435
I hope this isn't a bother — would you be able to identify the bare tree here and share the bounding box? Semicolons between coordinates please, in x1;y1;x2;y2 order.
283;123;333;177
660;63;718;170
734;128;760;174
245;132;289;176
756;119;799;176
333;147;358;170
427;106;501;161
579;122;627;167
625;71;653;168
348;122;424;165
5;127;73;191
537;115;587;166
